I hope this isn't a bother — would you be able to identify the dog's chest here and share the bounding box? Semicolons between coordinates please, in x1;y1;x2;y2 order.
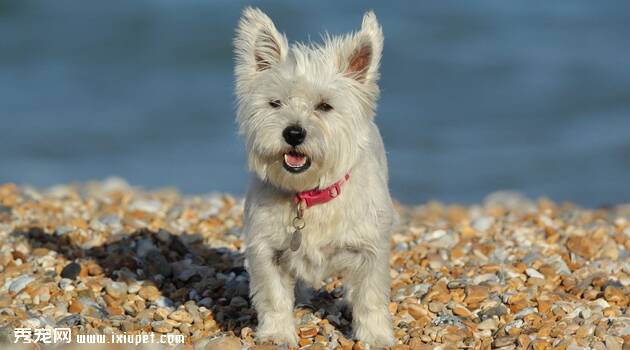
287;199;346;248
277;203;359;284
278;242;350;286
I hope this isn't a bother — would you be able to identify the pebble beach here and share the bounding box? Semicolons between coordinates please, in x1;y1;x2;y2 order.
0;179;629;350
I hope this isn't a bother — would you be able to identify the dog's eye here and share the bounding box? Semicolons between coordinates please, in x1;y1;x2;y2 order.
315;102;333;112
269;100;282;108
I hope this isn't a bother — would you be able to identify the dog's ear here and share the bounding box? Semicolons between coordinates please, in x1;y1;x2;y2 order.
234;7;288;82
340;11;383;84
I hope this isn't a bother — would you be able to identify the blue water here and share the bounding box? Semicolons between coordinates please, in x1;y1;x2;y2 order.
1;1;629;206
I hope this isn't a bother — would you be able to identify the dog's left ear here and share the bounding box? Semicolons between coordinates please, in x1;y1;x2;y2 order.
340;11;384;85
234;7;288;88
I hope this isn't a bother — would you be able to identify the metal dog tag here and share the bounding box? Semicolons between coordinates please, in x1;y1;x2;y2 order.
290;229;302;251
290;206;305;251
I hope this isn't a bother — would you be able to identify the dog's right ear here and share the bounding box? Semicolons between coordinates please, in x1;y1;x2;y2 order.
340;11;383;86
234;7;288;86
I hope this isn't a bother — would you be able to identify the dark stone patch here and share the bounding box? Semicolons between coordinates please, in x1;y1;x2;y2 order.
60;262;81;279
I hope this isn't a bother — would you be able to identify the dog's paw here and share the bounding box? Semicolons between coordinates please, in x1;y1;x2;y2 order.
256;316;298;347
354;327;394;349
256;328;298;347
353;312;395;349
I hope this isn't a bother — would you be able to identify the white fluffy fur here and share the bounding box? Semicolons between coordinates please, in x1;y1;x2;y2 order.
234;7;395;348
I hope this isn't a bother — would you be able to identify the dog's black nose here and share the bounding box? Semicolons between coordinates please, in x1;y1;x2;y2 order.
282;125;306;146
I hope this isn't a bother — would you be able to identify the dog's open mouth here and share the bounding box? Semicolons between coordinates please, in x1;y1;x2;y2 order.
283;151;311;173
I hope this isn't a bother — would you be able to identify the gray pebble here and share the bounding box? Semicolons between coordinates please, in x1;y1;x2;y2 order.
447;278;470;289
472;216;494;232
229;296;249;309
514;307;537;319
154;296;174;308
8;276;35;294
57;314;86;327
59;278;74;291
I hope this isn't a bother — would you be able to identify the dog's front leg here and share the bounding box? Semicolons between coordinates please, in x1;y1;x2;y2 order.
247;246;298;346
345;246;394;348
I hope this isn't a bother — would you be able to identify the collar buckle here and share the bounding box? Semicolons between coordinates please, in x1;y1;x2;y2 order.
294;172;350;209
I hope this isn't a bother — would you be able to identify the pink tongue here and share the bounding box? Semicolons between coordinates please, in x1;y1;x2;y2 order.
285;153;306;167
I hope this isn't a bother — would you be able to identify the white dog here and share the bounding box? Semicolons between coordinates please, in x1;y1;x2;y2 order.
234;7;395;348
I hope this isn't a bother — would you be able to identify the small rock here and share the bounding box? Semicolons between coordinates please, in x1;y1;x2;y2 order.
107;304;125;316
447;279;470;289
198;297;213;308
57;314;85;327
178;267;201;282
178;323;191;336
473;273;499;285
395;242;409;251
139;285;161;301
0;295;12;307
525;268;545;279
143;250;172;278
590;340;607;350
465;285;489;306
224;278;249;298
204;336;242;350
514;307;536;319
60;262;82;279
86;262;104;276
249;346;279;350
452;304;473;318
442;333;462;344
431;233;457;249
530;339;550;350
605;335;622;350
353;341;366;350
121;320;139;332
517;334;532;349
407;303;426;320
504;320;524;335
432;315;466;328
493;336;516;347
124;303;140;317
105;281;128;299
604;286;627;304
229;296;248;309
9;276;35;294
547;255;571;275
426;229;447;240
127;282;141;294
579;308;592;319
169;310;193;323
154;308;170;321
393;283;431;302
338;337;354;350
484;191;534;211
472;216;494;232
151;320;173;333
0;326;13;344
155;296;173;308
601;240;619;260
129;199;162;213
566;235;601;259
428;302;443;313
68;300;83;313
299;326;318;338
477;318;498;331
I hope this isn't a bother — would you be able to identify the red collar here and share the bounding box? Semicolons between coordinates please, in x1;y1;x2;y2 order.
294;173;350;208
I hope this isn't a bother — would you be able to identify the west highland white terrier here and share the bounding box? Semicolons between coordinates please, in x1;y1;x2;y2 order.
234;7;395;348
